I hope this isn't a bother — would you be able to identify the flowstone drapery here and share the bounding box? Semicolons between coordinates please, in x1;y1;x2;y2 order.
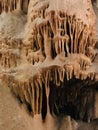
0;0;98;124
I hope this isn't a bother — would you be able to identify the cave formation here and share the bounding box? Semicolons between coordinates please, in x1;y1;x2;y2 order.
0;0;98;125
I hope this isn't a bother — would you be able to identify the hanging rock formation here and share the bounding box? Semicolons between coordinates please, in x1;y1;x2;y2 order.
0;0;98;125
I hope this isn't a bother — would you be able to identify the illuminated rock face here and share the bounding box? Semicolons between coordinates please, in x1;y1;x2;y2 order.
0;0;98;124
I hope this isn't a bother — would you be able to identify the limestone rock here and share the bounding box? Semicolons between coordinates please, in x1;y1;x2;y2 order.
0;0;98;126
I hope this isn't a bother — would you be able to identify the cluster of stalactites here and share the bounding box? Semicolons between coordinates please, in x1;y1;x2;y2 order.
0;0;30;13
25;9;96;65
8;65;98;119
0;49;20;68
0;38;22;69
7;67;72;117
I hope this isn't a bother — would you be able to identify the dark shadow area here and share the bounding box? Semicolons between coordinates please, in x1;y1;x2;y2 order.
49;78;98;122
41;83;47;122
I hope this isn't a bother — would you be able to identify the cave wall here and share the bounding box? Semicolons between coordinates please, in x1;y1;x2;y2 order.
0;1;98;128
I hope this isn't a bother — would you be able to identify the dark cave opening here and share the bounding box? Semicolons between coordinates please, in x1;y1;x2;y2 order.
48;78;98;122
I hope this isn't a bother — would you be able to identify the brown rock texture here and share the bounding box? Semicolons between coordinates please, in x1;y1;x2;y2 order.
0;0;98;130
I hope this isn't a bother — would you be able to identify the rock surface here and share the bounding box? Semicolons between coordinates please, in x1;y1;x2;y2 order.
0;0;98;130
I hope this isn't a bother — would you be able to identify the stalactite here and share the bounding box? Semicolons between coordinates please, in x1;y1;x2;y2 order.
95;73;98;81
34;79;39;114
79;54;92;70
31;81;35;116
80;71;88;80
48;11;56;35
79;25;89;54
38;85;42;114
86;46;95;60
0;0;30;13
73;62;80;79
45;69;50;87
64;64;73;80
18;81;25;103
59;68;65;82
